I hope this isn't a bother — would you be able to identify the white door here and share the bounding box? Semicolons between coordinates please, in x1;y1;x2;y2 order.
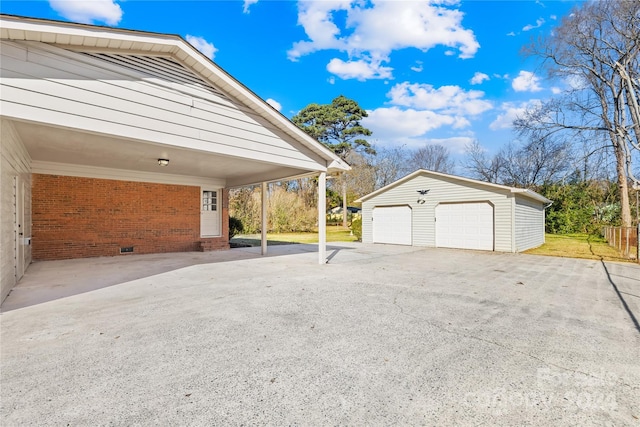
372;206;412;245
436;202;494;251
201;189;220;237
14;176;25;280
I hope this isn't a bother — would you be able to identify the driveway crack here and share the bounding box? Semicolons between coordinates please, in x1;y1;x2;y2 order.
392;292;638;390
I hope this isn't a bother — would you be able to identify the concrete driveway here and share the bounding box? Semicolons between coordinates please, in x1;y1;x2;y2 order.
1;243;639;426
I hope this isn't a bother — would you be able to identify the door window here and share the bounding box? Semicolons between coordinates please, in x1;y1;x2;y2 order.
202;190;217;211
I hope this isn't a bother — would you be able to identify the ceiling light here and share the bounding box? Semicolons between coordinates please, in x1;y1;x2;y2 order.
158;158;169;166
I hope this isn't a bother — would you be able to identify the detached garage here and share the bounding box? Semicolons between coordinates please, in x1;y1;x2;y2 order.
356;170;552;253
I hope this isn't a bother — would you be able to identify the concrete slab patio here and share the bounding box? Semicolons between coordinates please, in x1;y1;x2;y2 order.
1;243;639;425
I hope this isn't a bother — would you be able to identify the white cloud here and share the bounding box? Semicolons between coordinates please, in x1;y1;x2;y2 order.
288;1;347;61
490;100;541;130
360;81;492;148
243;0;258;13
388;82;492;116
523;18;545;31
49;0;122;25
186;35;217;60
363;107;457;140
550;14;557;20
470;72;489;85
423;136;475;154
551;86;562;94
288;0;479;80
506;31;516;37
265;98;282;111
512;70;542;92
327;76;336;85
411;62;423;73
565;74;588;90
453;116;471;129
327;57;393;81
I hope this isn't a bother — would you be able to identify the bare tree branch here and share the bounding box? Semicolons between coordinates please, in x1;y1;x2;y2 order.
520;0;640;226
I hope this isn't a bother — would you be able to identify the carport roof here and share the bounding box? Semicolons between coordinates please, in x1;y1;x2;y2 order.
0;14;350;186
355;169;552;204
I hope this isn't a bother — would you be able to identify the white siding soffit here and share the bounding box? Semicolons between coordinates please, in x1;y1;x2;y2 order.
355;169;552;205
0;14;349;174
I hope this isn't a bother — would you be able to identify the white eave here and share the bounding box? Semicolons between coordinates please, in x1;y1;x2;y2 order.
0;14;350;174
507;188;550;204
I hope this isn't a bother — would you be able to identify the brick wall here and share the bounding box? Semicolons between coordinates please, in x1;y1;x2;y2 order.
32;174;229;260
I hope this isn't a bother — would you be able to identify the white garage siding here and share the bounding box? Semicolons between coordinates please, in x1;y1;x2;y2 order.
0;119;32;303
515;196;545;251
372;206;412;245
361;174;515;252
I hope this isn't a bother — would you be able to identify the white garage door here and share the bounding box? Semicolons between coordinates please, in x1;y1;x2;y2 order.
436;202;494;250
373;206;412;245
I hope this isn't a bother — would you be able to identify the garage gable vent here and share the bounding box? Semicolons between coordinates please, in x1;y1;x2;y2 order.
78;52;228;99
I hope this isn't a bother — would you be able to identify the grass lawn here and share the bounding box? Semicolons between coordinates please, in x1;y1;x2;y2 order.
232;229;637;264
231;226;357;247
524;233;637;263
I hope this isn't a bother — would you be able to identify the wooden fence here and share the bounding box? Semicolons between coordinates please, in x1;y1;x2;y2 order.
602;226;639;261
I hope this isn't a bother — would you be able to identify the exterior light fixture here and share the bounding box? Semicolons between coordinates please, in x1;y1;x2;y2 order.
417;189;429;204
158;158;169;166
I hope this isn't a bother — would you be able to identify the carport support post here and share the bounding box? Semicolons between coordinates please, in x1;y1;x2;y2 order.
261;181;267;256
318;172;327;264
342;174;348;228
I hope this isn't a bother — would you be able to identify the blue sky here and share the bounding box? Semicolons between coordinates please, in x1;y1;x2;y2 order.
1;0;581;162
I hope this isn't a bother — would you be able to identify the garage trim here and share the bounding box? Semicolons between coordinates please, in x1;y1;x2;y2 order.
435;201;494;251
372;205;412;246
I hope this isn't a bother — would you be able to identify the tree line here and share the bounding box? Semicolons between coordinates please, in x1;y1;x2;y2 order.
230;0;639;236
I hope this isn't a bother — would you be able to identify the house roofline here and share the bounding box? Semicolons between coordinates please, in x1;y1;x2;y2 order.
355;169;552;204
0;14;349;174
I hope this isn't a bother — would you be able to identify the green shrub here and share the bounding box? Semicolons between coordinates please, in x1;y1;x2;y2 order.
229;187;261;234
229;185;317;234
540;181;619;235
229;216;244;240
350;217;362;241
268;187;317;232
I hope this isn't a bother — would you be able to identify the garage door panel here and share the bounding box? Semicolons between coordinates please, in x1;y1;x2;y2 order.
373;206;411;245
436;203;493;251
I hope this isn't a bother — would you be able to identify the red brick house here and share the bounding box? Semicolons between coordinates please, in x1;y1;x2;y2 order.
0;15;349;303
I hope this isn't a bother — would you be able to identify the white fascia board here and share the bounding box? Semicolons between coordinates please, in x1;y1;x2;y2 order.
355;168;551;204
511;189;552;205
32;161;226;188
226;170;322;189
327;157;350;173
1;15;180;54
